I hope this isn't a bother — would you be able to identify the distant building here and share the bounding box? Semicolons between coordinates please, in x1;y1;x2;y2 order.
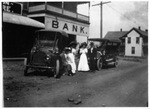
104;27;148;57
121;27;148;57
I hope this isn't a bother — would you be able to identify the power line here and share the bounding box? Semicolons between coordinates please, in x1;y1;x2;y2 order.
106;4;146;29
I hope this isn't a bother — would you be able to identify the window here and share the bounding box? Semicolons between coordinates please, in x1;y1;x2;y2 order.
128;37;131;44
29;2;45;7
64;2;77;12
47;2;62;8
131;47;135;54
136;37;140;44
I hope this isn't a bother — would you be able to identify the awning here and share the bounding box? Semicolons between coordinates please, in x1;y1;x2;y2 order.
3;12;45;28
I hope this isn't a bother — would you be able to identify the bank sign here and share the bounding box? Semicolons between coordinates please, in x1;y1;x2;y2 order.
45;18;89;36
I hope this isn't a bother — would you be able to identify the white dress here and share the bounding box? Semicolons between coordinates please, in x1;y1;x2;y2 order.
66;52;76;74
78;48;90;71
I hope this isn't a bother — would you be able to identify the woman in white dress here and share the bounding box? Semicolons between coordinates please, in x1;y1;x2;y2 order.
66;48;76;75
78;42;90;71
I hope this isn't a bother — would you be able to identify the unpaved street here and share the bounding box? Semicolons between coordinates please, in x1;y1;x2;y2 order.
3;59;148;107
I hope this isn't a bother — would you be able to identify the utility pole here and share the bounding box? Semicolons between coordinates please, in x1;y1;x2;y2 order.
92;1;111;38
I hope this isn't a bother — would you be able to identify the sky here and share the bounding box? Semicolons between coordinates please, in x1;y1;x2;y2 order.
78;0;148;38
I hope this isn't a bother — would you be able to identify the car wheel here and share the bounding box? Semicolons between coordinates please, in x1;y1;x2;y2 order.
54;59;60;78
24;67;29;76
97;59;102;71
114;61;118;67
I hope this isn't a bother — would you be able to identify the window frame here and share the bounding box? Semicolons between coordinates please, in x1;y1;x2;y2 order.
136;37;140;44
131;47;135;54
128;37;131;44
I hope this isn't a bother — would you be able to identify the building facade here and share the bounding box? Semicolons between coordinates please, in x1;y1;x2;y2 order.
27;2;90;44
104;27;148;57
2;2;90;58
124;27;148;57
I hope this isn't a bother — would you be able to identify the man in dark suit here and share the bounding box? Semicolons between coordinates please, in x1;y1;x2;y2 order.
88;42;97;72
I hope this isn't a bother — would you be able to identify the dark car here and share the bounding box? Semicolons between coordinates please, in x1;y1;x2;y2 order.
24;29;69;78
88;38;120;70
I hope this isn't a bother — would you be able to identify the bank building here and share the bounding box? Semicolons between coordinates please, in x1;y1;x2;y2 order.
2;2;90;58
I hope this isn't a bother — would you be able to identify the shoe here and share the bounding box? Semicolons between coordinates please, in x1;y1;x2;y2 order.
68;74;71;76
72;73;76;76
74;98;82;105
68;98;74;102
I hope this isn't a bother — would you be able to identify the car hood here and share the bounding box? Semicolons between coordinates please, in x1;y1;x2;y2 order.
37;47;54;55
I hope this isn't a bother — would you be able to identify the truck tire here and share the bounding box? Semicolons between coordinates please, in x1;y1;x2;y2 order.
114;60;118;67
97;59;102;71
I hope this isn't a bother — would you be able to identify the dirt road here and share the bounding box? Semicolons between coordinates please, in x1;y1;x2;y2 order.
3;59;148;107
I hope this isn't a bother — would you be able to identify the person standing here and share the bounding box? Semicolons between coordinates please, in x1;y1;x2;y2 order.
69;41;78;56
78;42;90;71
60;48;72;76
69;41;78;75
88;42;97;72
66;47;76;76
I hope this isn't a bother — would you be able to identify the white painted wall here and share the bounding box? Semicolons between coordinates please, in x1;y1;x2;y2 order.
125;30;143;57
45;15;89;37
76;35;88;44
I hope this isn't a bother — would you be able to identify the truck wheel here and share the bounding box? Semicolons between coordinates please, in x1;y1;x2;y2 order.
24;67;29;76
54;59;60;78
97;59;102;71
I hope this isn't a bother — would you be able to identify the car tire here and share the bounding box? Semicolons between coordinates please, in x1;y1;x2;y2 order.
97;59;102;71
54;59;60;78
114;61;118;67
24;67;29;76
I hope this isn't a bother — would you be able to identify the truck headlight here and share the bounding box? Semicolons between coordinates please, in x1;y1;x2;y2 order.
45;55;50;60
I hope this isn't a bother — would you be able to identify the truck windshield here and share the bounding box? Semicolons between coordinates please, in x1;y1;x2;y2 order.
37;31;57;47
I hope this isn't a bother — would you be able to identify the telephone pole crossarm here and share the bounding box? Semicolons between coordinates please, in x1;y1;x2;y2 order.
92;1;111;6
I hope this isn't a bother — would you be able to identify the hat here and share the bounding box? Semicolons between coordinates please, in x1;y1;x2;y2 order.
81;42;87;47
90;42;94;46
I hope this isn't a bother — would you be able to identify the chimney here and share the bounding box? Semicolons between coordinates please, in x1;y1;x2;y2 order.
120;28;122;32
138;26;141;30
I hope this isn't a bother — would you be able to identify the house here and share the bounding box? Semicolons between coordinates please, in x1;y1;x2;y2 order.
104;27;148;57
121;27;148;57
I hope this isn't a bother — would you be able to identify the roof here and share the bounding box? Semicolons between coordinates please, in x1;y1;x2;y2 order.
104;31;128;42
122;28;148;39
3;12;45;28
88;38;109;41
125;27;148;37
88;38;121;43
